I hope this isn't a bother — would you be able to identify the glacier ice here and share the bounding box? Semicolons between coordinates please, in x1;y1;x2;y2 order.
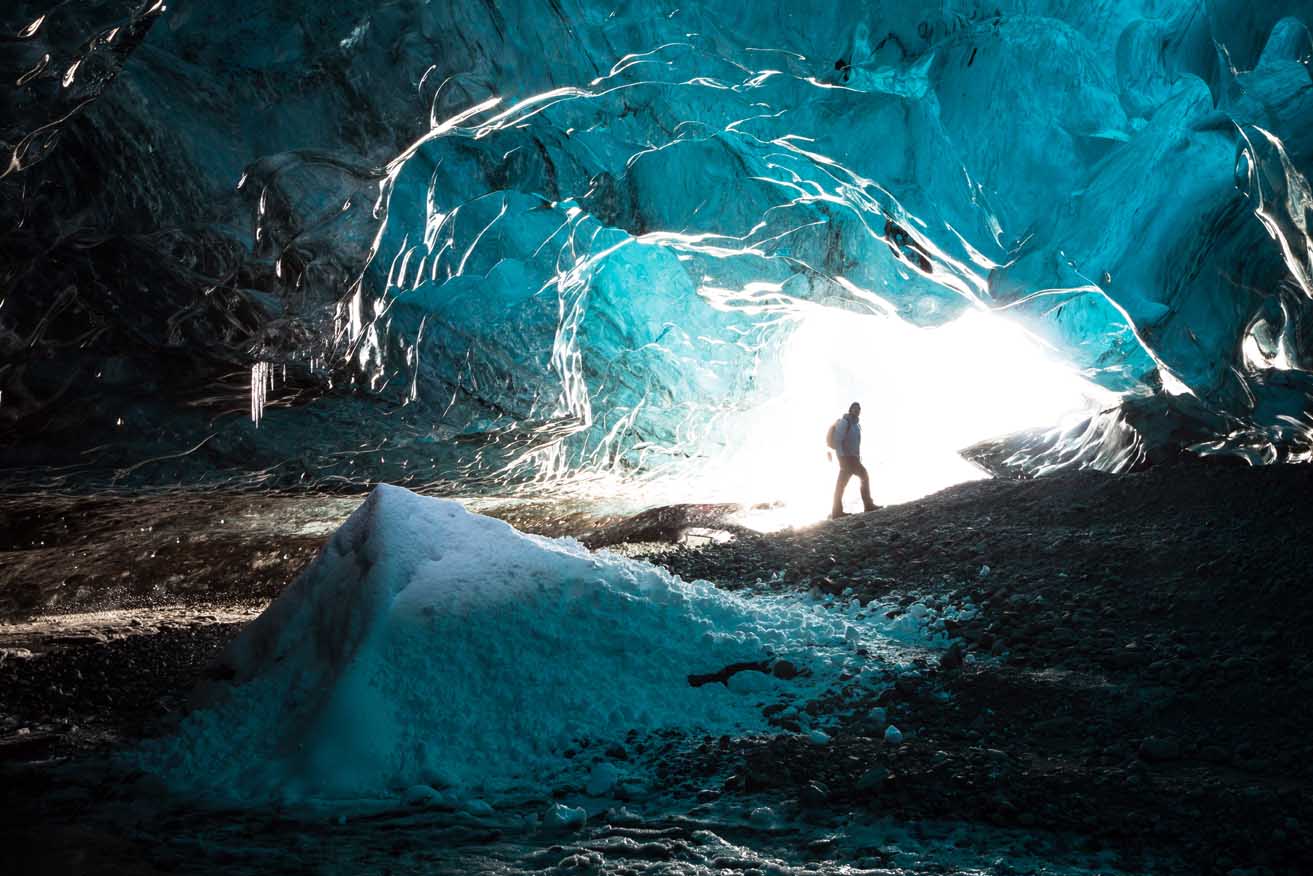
129;484;941;805
3;1;1313;488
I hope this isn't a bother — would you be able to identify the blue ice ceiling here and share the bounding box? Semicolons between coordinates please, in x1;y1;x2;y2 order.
3;1;1313;487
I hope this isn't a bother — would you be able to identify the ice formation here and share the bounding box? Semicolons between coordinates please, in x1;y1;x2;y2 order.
4;2;1313;487
131;485;938;805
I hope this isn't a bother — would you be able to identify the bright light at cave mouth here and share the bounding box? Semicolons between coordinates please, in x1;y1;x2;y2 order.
652;306;1118;531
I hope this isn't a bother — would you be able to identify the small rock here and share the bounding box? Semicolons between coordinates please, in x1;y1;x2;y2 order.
939;643;964;670
884;725;904;745
806;729;831;746
1138;737;1181;763
799;780;830;806
857;766;889;791
771;659;799;680
749;806;775;827
894;676;921;699
1105;647;1147;670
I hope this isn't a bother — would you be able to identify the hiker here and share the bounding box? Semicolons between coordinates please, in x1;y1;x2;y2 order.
827;402;876;518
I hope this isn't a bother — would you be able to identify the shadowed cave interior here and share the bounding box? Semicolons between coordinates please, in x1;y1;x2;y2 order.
2;3;1313;875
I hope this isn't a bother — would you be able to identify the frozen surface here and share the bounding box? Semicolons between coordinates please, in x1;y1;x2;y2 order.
130;485;941;805
4;2;1313;488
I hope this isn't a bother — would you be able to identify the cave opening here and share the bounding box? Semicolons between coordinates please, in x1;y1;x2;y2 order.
638;304;1116;529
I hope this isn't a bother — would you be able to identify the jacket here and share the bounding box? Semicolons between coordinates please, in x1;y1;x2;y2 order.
834;414;861;457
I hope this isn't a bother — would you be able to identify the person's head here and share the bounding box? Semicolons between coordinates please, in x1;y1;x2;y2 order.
848;402;861;420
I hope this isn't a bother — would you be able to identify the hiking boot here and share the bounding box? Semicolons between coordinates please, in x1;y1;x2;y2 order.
830;509;849;519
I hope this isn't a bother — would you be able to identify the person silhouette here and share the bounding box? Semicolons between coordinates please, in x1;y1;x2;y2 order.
829;402;877;518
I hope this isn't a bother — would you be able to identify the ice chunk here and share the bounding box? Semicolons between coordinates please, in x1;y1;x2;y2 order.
463;799;494;816
128;485;922;806
544;803;587;831
726;669;775;694
403;784;444;807
585;762;619;797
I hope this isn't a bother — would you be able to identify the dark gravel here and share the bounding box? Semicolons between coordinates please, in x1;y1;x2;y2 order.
647;461;1313;875
1;461;1311;875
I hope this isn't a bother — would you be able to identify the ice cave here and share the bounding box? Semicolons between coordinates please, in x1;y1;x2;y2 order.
2;2;1312;875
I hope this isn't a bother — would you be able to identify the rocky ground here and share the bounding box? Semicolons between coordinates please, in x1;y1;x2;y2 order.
2;462;1311;875
650;461;1313;876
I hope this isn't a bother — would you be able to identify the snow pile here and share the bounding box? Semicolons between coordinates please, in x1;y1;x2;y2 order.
132;485;935;806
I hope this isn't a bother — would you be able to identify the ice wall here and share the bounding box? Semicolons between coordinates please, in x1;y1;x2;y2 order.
3;1;1313;486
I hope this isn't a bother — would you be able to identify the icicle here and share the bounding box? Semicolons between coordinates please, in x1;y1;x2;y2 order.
250;361;273;427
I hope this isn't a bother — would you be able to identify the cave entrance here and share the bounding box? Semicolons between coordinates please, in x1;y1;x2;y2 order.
692;305;1117;530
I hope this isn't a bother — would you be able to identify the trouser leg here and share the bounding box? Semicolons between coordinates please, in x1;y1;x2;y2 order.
856;462;875;510
832;459;854;516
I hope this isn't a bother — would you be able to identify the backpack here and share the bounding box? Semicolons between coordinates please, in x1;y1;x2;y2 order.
825;418;840;450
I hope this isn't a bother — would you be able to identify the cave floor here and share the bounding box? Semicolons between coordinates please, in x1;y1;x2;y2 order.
1;463;1311;874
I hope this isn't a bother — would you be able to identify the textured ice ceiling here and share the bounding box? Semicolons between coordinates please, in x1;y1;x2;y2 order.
2;1;1312;491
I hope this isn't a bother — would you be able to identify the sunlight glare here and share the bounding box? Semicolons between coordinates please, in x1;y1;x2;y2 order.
688;305;1118;530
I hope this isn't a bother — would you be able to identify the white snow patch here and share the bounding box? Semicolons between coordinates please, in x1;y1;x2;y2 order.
129;485;942;807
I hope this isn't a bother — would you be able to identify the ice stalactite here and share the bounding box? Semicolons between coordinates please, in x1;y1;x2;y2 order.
250;361;273;426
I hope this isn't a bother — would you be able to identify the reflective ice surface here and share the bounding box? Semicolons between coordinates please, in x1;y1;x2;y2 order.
4;2;1313;498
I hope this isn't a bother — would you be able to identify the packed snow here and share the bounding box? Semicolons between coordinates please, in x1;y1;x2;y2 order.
130;485;946;807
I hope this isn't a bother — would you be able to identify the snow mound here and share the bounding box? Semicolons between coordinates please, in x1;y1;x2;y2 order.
132;485;930;806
